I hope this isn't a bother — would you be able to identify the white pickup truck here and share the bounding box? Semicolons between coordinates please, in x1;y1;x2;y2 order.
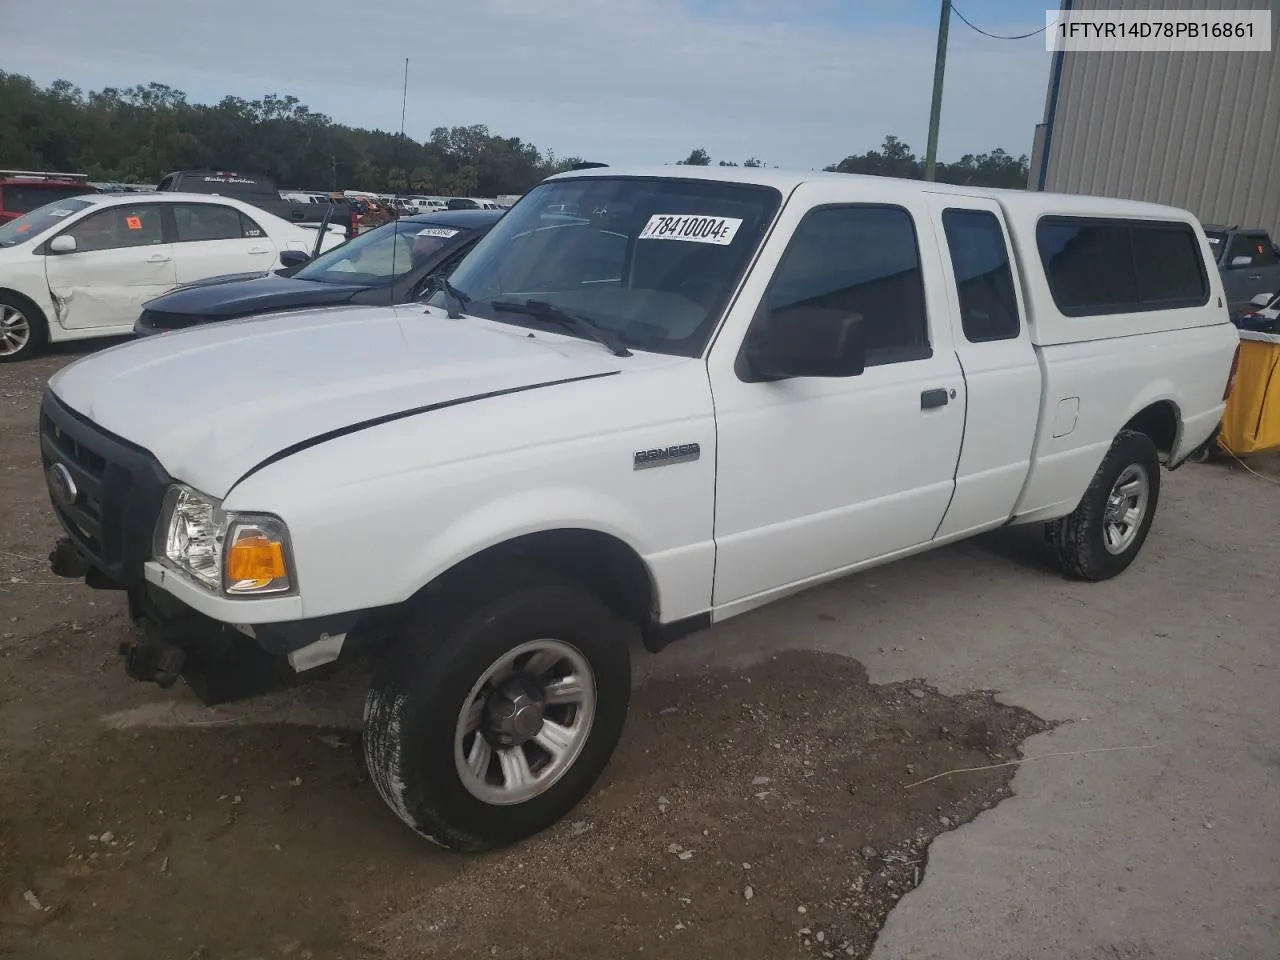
40;166;1239;851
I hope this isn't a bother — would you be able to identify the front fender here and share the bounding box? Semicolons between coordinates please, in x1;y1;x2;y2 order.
404;486;655;602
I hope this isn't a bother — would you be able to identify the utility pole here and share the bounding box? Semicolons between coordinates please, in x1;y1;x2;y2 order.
923;0;952;182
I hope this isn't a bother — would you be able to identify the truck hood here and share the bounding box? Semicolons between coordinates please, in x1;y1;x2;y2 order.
143;272;367;320
48;305;622;498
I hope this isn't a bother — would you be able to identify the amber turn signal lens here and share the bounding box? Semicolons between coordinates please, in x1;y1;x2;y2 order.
227;536;286;585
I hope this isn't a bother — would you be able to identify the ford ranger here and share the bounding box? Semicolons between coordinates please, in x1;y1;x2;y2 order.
40;167;1240;851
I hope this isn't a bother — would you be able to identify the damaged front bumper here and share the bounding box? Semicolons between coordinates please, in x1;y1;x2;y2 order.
39;391;382;705
48;536;373;706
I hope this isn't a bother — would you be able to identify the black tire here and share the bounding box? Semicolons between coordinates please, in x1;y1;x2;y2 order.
0;291;49;363
362;567;631;851
1187;443;1215;464
1046;430;1161;581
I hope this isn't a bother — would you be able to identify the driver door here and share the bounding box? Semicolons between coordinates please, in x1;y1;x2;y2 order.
707;187;966;610
44;204;176;330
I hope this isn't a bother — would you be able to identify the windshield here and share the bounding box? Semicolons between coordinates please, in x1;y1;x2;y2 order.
431;177;781;357
292;219;462;285
0;198;95;247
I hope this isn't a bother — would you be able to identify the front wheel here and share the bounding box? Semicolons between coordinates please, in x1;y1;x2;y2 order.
0;293;49;363
362;569;631;851
1046;429;1161;581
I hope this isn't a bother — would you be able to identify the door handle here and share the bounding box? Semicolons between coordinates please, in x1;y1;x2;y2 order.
921;388;950;410
146;254;172;263
248;246;270;255
1248;273;1262;281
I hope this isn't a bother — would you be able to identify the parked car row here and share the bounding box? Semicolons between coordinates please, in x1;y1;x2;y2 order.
0;193;501;359
35;165;1238;855
0;191;347;360
135;208;502;335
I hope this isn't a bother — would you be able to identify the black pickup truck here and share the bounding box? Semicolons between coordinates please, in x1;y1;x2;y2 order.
155;170;356;240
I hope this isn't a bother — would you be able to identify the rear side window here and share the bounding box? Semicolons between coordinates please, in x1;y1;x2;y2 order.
1131;228;1209;304
173;203;250;242
240;212;265;238
766;205;930;365
1226;233;1279;268
940;209;1020;342
1037;217;1208;316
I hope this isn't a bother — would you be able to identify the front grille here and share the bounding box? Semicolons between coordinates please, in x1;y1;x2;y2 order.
39;393;172;585
41;415;107;476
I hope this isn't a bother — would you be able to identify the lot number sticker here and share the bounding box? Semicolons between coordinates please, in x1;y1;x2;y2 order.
416;227;460;238
638;214;743;245
125;216;144;231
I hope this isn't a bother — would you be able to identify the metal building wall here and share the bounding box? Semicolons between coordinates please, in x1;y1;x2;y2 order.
1035;0;1280;238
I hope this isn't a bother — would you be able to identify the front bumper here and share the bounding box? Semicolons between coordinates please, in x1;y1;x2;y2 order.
141;560;363;655
40;391;379;702
51;537;371;704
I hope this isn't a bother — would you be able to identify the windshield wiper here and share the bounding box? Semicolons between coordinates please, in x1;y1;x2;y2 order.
490;298;632;357
424;275;471;319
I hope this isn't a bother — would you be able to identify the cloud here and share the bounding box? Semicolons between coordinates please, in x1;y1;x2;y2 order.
2;0;1050;168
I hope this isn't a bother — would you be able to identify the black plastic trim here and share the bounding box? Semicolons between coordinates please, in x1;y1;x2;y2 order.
642;612;711;653
40;391;173;587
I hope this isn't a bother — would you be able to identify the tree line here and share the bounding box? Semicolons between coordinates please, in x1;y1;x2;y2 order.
678;135;1030;189
1;73;1030;196
0;73;580;196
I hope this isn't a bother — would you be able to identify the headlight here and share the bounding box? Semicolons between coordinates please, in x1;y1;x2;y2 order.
154;485;294;596
156;485;226;590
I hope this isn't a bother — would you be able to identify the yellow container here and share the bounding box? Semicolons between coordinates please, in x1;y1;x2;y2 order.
1219;331;1280;457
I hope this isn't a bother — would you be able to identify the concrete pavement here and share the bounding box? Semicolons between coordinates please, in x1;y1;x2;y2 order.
659;459;1280;960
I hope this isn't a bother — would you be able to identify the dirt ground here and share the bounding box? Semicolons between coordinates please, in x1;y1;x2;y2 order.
0;344;1263;960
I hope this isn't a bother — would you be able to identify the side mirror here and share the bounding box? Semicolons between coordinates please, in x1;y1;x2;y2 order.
48;235;77;254
1250;292;1274;307
279;249;311;269
742;306;866;381
1230;255;1253;268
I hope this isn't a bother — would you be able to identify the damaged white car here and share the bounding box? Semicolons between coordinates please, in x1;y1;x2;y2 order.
0;192;344;361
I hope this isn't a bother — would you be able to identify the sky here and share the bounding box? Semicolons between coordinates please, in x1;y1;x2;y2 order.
3;0;1053;170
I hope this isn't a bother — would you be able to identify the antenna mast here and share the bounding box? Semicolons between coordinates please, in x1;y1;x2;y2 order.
390;57;410;305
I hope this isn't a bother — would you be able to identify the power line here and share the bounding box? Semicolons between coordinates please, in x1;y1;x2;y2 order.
951;4;1050;40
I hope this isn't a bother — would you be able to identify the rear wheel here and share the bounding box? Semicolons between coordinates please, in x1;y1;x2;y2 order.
1046;430;1161;581
1187;442;1216;464
0;293;48;363
362;568;631;851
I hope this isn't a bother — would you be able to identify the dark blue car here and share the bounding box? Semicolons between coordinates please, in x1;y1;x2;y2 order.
135;208;503;336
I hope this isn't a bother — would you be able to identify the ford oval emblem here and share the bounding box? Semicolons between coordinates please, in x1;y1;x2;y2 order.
47;462;78;508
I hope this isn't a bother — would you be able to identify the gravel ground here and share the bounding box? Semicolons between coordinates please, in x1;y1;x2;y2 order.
2;343;1275;960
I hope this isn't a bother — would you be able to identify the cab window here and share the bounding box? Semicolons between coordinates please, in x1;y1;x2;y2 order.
64;205;164;252
764;204;930;366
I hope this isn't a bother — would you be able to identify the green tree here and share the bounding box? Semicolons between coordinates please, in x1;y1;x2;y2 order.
0;71;580;195
823;135;1028;189
679;148;711;166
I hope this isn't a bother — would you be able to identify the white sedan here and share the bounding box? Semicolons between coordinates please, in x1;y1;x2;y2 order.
0;192;344;361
